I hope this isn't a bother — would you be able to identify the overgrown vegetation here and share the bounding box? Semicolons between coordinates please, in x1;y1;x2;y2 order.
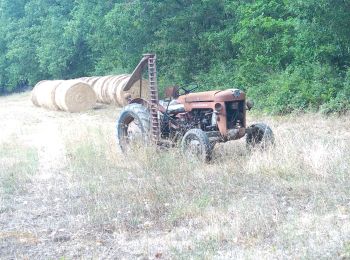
0;141;38;196
0;0;349;113
1;93;350;258
63;113;350;258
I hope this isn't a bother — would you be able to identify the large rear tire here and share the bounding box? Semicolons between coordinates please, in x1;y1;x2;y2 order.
116;103;151;153
181;129;212;162
246;123;274;149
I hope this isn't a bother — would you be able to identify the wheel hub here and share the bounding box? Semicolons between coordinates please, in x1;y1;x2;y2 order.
127;120;143;142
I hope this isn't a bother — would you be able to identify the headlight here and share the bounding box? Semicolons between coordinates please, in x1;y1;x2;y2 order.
214;103;223;112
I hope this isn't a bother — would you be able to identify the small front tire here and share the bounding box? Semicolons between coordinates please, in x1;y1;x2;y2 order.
181;129;212;162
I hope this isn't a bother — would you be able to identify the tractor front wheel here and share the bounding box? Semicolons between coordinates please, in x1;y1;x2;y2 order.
116;103;151;153
181;129;212;162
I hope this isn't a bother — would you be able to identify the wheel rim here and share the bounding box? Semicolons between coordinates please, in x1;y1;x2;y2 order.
120;115;144;151
183;135;204;160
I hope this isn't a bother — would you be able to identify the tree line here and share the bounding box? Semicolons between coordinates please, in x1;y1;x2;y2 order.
1;0;349;113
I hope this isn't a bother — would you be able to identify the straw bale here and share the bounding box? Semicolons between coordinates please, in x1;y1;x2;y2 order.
33;80;63;110
55;80;96;112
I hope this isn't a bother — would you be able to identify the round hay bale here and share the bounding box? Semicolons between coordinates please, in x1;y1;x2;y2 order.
115;77;149;107
115;77;132;106
34;80;63;110
101;76;119;104
101;75;116;103
108;75;129;105
79;77;101;101
106;75;127;101
106;74;129;105
31;80;48;107
85;76;100;86
55;80;97;113
93;76;113;103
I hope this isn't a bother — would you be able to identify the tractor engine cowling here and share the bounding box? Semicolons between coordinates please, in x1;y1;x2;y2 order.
176;88;247;138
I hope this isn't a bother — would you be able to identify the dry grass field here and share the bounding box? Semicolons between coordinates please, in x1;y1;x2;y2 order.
1;92;350;259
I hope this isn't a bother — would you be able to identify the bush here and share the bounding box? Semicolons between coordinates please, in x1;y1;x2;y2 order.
248;63;343;114
320;68;350;114
194;62;237;91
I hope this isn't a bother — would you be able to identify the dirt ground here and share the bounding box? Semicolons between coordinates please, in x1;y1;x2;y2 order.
1;93;350;259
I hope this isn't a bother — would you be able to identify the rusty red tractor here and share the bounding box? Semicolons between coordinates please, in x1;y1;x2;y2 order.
116;54;274;161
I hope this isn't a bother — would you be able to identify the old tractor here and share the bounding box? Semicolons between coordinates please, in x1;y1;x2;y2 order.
116;54;274;161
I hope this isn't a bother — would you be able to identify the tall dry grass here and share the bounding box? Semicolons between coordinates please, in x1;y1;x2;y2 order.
0;140;38;196
62;114;350;259
1;93;349;258
0;139;38;222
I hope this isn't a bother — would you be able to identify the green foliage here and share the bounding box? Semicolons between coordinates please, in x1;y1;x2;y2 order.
0;0;349;113
320;68;350;114
249;63;343;114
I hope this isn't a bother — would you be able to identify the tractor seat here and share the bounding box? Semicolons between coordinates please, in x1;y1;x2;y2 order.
159;100;185;114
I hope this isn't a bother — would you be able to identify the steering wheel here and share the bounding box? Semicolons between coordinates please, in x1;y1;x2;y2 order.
180;85;199;94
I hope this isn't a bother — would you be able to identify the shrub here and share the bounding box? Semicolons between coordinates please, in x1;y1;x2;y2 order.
248;63;343;114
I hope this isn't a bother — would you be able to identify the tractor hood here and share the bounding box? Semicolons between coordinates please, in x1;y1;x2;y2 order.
179;89;245;103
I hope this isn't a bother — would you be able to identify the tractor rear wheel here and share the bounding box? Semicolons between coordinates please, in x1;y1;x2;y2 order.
246;123;274;149
181;129;212;162
116;103;151;153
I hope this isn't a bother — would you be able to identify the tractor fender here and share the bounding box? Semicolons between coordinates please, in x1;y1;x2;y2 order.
129;98;149;107
129;98;167;113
